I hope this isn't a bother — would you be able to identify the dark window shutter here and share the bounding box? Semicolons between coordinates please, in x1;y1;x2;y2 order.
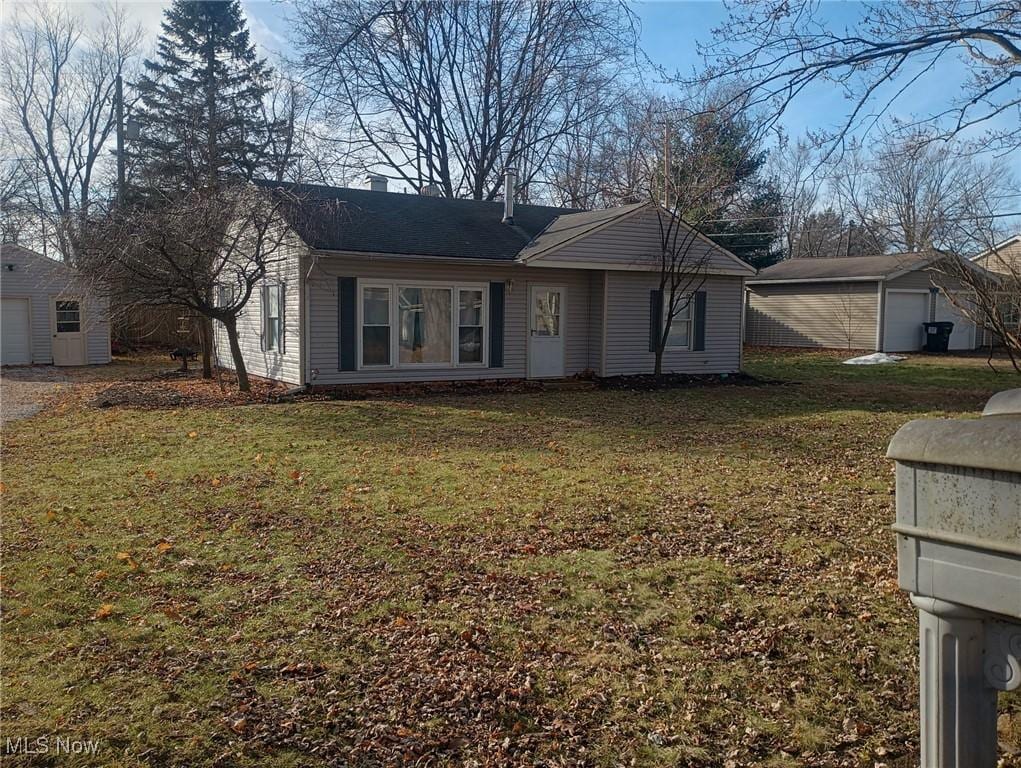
649;289;663;352
489;281;505;368
339;277;356;371
693;290;707;352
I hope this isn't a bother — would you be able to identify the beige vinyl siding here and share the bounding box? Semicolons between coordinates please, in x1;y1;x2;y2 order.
531;207;749;275
602;272;744;375
213;237;305;386
746;281;879;350
885;267;938;293
0;247;111;365
587;270;605;374
974;239;1021;275
306;256;597;385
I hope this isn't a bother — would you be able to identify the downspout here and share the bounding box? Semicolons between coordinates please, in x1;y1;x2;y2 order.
302;250;320;389
875;280;885;351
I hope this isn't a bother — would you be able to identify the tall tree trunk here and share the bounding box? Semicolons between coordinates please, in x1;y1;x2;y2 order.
222;315;250;392
200;316;213;379
654;347;663;376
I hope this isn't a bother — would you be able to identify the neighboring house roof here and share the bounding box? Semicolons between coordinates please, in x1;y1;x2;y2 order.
748;253;933;284
971;234;1021;274
0;243;76;275
253;179;580;261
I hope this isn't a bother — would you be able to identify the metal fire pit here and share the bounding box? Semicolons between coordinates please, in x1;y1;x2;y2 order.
888;388;1021;767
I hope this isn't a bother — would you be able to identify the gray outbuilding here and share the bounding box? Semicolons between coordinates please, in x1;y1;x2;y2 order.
745;253;985;352
0;244;111;366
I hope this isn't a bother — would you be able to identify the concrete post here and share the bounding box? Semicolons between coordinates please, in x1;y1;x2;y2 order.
911;597;997;767
889;388;1021;768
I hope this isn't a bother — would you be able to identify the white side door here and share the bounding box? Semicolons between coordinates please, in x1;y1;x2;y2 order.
528;285;565;378
883;290;929;352
934;294;976;351
51;297;87;366
1;298;32;365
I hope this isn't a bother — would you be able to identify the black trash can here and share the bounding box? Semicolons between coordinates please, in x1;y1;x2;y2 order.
922;321;954;353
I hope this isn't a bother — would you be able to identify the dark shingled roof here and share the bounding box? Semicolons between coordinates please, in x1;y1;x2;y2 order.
254;179;580;260
749;253;932;282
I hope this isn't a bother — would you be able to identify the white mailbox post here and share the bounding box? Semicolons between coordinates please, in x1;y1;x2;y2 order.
888;389;1021;767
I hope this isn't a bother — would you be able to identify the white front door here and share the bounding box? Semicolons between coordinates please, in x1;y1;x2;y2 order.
934;294;976;350
1;298;32;365
883;290;929;352
528;285;565;378
51;297;87;366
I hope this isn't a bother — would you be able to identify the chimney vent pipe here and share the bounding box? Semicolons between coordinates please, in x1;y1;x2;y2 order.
502;168;516;225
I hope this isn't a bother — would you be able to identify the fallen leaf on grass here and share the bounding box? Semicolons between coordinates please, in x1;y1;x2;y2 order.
94;570;109;581
116;552;139;571
187;431;198;439
94;603;114;619
155;542;173;555
211;477;221;487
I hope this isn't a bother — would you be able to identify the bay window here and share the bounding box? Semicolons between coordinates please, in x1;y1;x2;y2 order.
358;281;486;368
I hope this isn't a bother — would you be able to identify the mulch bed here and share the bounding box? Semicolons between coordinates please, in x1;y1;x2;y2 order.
90;369;285;409
597;371;766;391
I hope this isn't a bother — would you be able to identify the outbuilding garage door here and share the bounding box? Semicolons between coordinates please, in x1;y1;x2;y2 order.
883;290;928;352
1;298;32;365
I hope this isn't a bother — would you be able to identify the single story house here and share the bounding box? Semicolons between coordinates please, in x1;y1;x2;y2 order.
213;174;755;387
744;253;982;352
972;234;1021;275
0;243;111;366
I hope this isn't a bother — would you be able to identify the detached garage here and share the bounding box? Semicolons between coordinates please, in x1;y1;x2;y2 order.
1;244;111;366
745;253;982;353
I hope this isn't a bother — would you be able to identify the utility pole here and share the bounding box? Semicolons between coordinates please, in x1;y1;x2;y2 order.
115;71;125;205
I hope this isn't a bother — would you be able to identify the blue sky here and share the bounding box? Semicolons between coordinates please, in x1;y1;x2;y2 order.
53;0;1019;182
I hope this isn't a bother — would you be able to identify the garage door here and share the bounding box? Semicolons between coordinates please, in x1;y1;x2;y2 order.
1;297;32;365
934;294;976;351
883;291;928;352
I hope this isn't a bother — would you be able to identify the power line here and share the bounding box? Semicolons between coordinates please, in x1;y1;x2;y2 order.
700;210;1021;237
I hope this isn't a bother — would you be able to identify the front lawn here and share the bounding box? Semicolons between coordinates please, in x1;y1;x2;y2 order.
3;349;1019;766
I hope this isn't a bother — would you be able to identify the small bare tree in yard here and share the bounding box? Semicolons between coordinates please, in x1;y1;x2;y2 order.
832;286;870;350
81;184;299;392
930;241;1021;373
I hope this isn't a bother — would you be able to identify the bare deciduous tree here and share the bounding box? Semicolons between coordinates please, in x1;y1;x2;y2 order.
692;1;1021;158
0;2;141;259
295;0;637;200
80;184;301;392
833;134;1018;254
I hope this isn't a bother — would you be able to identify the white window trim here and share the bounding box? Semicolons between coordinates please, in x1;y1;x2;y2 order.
264;283;284;353
358;282;393;369
356;279;488;371
662;294;692;351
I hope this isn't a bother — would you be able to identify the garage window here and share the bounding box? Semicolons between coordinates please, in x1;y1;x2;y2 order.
55;300;81;333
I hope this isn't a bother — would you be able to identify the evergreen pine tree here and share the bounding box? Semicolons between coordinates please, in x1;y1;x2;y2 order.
131;0;280;193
